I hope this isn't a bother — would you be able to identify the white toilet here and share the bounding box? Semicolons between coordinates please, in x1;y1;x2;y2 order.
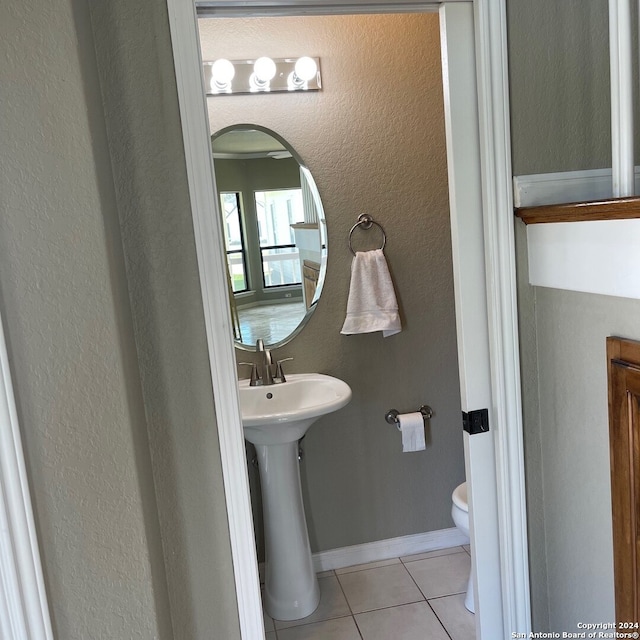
451;482;475;613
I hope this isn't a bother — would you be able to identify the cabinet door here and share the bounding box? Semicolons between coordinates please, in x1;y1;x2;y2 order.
302;260;320;310
608;336;640;623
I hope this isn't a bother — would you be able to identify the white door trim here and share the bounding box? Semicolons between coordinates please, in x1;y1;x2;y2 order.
441;2;530;634
165;0;530;637
473;0;531;631
0;310;54;640
441;4;507;636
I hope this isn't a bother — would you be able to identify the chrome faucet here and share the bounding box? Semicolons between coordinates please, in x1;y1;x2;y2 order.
238;339;293;386
256;339;274;385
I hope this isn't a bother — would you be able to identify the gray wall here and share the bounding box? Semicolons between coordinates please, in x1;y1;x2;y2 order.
508;0;640;631
1;0;241;638
12;1;625;635
509;0;611;174
0;0;168;637
200;13;466;555
514;222;549;630
86;1;241;638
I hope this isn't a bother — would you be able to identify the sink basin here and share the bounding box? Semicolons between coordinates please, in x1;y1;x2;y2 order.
237;372;352;621
239;373;352;445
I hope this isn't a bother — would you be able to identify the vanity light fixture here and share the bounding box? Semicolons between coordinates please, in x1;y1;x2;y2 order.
204;56;322;96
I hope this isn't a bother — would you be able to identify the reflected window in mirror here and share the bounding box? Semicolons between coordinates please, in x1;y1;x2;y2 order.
256;189;303;288
220;191;249;293
211;124;327;350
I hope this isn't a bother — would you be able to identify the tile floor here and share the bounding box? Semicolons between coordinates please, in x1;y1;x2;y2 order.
262;546;475;640
237;301;306;345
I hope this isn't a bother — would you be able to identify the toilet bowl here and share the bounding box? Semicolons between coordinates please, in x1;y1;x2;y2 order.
451;482;475;613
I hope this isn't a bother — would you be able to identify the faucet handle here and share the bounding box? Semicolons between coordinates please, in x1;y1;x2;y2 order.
275;357;294;383
238;362;260;386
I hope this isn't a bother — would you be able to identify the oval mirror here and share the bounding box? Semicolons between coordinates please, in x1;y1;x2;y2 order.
211;124;327;350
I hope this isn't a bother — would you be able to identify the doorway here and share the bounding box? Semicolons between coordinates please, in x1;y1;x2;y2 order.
165;1;530;638
202;10;469;637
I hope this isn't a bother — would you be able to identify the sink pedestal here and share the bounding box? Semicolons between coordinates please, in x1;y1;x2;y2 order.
255;441;320;621
239;373;352;621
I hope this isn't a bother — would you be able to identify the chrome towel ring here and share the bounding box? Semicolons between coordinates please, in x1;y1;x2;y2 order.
348;213;387;256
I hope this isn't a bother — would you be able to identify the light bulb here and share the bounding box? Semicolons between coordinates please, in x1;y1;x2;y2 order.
210;58;235;92
287;71;301;91
253;57;277;82
294;56;317;82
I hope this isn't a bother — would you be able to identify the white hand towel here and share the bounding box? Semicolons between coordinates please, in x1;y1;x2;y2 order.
341;249;401;337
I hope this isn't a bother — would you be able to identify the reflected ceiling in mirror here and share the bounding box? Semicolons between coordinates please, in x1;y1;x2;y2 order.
211;125;327;350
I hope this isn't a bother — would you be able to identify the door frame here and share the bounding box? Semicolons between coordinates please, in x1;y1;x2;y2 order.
165;0;530;638
0;308;54;640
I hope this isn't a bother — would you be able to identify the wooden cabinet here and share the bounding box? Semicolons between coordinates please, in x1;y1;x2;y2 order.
607;336;640;623
302;260;320;310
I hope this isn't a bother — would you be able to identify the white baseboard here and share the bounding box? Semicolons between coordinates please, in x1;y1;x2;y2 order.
312;527;468;572
257;527;468;580
514;168;640;300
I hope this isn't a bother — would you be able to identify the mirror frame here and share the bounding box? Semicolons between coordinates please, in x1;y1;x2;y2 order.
211;123;328;351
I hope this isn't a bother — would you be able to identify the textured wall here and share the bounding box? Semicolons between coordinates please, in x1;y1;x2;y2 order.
0;0;167;637
508;0;611;175
200;13;465;554
532;290;640;631
508;0;640;631
86;0;241;638
514;222;549;630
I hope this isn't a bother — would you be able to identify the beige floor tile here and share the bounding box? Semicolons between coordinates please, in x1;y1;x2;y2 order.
337;563;424;614
463;544;471;555
355;601;450;640
276;616;361;640
335;557;400;575
274;575;351;629
429;593;476;640
401;547;466;563
405;551;470;599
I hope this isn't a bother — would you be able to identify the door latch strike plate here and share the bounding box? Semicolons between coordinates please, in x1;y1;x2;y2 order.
462;408;489;435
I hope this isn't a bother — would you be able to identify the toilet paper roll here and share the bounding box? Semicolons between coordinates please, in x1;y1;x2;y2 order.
398;412;426;452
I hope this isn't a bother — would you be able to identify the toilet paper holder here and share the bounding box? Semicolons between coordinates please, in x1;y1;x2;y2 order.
385;405;433;429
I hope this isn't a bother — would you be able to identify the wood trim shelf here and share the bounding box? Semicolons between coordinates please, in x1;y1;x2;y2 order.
515;195;640;224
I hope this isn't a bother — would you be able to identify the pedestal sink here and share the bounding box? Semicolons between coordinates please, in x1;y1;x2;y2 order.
239;373;352;621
